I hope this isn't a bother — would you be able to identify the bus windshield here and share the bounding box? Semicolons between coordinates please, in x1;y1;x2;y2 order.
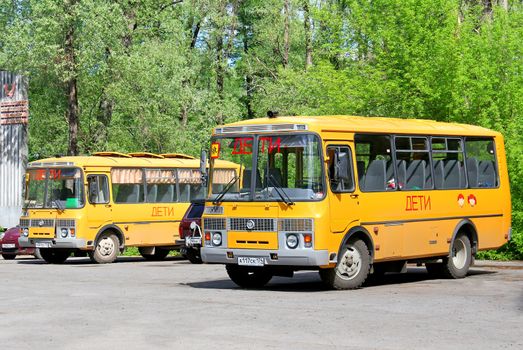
25;168;85;209
208;134;324;202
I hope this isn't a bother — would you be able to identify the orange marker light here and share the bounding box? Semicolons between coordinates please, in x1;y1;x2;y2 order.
205;232;211;241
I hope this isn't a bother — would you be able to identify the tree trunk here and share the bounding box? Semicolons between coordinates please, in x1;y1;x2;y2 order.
283;0;290;68
65;0;79;156
242;27;254;120
303;1;312;69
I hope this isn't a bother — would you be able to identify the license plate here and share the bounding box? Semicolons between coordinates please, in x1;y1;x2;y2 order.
35;242;52;248
2;244;15;249
185;236;202;247
237;257;265;267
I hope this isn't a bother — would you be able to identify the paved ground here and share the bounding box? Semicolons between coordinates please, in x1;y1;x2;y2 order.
0;257;522;350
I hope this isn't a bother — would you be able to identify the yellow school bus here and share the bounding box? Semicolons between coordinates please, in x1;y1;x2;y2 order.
200;115;511;289
18;152;238;264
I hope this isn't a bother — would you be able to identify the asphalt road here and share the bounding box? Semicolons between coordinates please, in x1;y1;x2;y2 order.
0;256;522;350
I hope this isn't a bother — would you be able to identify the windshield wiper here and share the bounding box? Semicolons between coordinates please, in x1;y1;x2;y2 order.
267;175;294;206
52;199;65;212
212;175;239;205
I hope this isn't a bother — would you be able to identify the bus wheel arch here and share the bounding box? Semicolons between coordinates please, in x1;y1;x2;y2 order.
339;226;375;262
451;220;478;256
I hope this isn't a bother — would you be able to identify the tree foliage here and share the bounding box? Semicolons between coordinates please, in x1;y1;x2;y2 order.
0;0;522;258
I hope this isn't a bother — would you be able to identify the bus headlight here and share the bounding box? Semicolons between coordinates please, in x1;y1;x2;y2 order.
212;232;222;246
286;234;299;249
60;228;69;238
22;228;29;237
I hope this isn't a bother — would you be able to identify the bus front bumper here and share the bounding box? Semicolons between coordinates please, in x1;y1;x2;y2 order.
201;247;330;267
19;236;87;249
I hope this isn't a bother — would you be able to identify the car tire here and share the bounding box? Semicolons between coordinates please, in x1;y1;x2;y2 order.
2;254;16;260
40;249;71;264
319;240;371;290
185;248;203;264
226;265;273;288
139;247;170;261
89;233;119;264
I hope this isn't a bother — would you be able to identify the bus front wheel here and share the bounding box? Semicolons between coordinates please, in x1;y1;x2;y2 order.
40;249;71;264
89;233;119;264
319;240;371;290
226;265;273;288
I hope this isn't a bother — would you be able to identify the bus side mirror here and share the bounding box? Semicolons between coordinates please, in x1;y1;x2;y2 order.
334;148;350;182
88;179;98;203
200;149;208;186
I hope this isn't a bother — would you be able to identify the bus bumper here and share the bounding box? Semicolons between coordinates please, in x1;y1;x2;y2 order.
18;236;87;249
201;247;329;267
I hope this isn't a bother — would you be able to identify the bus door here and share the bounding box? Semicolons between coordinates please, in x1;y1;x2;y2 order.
326;144;360;234
86;174;113;233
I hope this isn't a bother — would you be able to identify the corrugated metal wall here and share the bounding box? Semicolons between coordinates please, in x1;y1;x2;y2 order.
0;71;28;229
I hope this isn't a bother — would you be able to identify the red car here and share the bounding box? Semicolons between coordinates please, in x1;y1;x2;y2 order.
1;227;40;260
179;201;204;264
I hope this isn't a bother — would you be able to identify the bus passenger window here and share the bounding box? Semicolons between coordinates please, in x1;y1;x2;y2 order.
355;134;392;192
111;168;145;203
395;136;432;190
431;138;466;189
327;146;354;192
465;138;498;188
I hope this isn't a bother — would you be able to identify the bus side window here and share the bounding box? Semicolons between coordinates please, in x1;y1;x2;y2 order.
465;138;498;188
87;175;109;204
111;168;145;203
327;146;354;193
432;138;466;190
355;134;392;192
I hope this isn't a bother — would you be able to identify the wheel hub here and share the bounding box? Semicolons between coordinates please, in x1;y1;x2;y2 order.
98;237;115;256
336;247;362;280
452;238;467;269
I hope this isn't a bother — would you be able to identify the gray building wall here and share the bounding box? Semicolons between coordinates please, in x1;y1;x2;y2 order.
0;71;28;229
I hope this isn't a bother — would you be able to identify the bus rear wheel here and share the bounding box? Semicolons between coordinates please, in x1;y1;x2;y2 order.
89;233;119;264
226;265;273;288
40;249;71;264
319;240;371;290
139;247;170;261
442;234;472;278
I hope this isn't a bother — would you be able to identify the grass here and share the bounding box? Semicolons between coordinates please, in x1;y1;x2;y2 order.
121;246;181;257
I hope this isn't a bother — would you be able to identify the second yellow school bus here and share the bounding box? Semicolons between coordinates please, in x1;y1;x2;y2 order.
18;152;238;264
201;115;511;289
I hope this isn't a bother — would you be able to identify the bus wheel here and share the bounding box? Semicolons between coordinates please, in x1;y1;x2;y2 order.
89;233;118;264
185;248;203;264
319;240;371;290
40;249;71;264
226;265;273;288
139;247;170;261
442;234;472;279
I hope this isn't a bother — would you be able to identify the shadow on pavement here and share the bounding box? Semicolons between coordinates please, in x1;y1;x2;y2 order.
186;267;497;292
15;255;187;266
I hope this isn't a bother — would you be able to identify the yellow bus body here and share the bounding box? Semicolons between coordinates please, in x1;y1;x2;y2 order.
18;153;237;262
201;116;511;287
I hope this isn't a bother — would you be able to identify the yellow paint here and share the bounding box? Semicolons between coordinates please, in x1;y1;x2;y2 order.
228;231;278;249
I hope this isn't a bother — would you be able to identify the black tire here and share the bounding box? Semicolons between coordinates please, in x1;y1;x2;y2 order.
319;240;371;290
226;265;273;288
441;234;472;279
89;233;119;264
185;248;203;264
2;254;16;260
425;262;444;276
139;247;170;261
40;249;71;264
34;248;42;260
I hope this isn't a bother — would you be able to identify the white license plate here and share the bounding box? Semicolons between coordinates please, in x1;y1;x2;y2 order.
185;236;202;247
35;242;52;248
2;244;15;249
237;257;265;267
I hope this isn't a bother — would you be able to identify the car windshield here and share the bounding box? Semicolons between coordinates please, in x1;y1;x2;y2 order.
208;134;324;202
25;168;84;209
